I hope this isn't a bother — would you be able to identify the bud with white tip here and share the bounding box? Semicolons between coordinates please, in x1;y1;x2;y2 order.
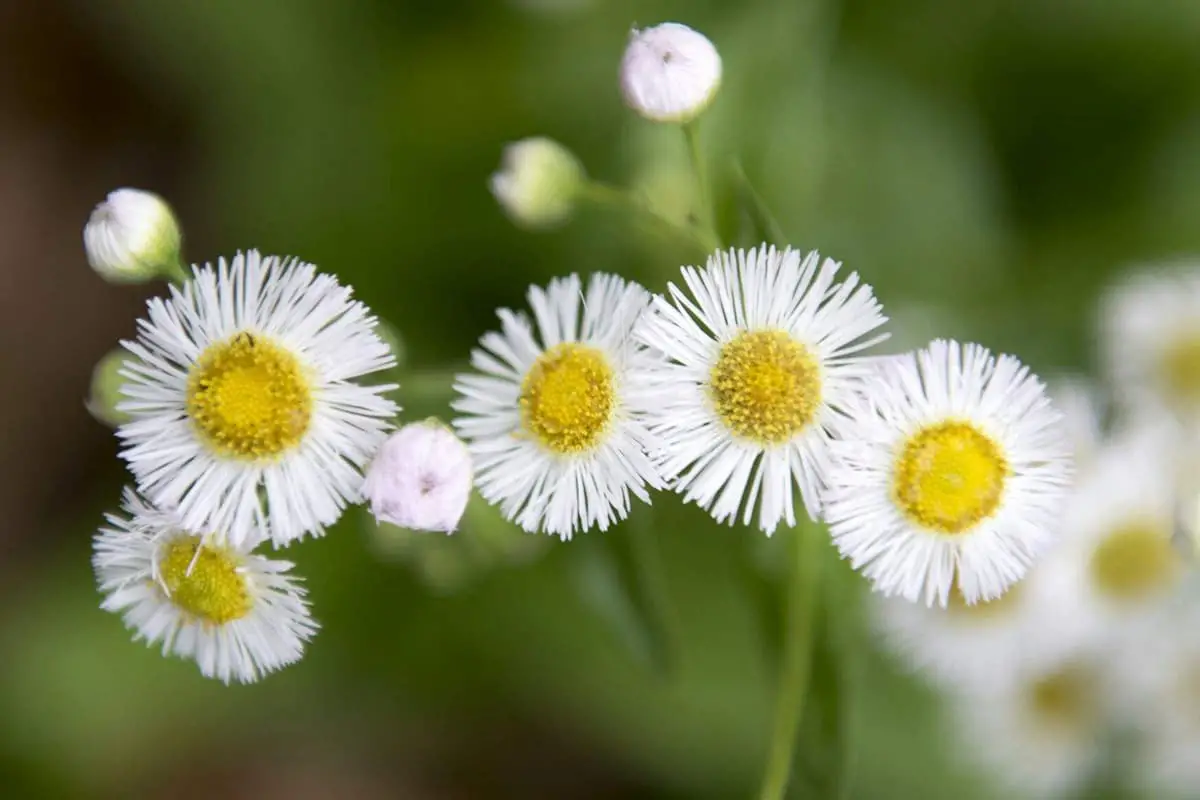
84;188;183;284
363;419;473;533
86;347;137;428
620;22;721;123
489;137;586;229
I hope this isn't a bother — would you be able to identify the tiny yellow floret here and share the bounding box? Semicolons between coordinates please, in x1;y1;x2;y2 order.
158;536;252;625
187;332;313;460
710;330;821;445
892;420;1008;535
520;342;615;454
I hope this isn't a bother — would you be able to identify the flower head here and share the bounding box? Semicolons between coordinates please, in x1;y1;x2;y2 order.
363;419;473;533
84;188;182;283
620;22;721;123
452;273;664;538
93;490;317;684
632;245;888;534
823;340;1072;606
87;347;138;428
117;250;398;549
489;138;585;229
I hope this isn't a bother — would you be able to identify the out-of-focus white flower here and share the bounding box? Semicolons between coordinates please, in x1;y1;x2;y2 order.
93;490;317;684
489;137;585;229
84;188;182;283
1047;375;1105;472
633;245;887;535
1099;263;1200;428
619;22;721;123
824;340;1073;607
945;651;1109;800
363;420;473;533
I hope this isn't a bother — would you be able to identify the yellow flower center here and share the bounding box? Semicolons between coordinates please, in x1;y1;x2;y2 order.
1089;520;1180;601
1159;332;1200;411
1026;664;1096;734
519;342;615;455
157;536;252;625
892;420;1009;535
710;330;821;445
186;332;313;460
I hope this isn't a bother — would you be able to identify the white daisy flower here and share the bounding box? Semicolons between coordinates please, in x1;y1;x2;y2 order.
632;245;888;535
873;542;1098;693
945;652;1108;800
93;489;317;684
117;250;398;549
824;339;1072;607
451;272;664;538
1057;423;1187;628
1099;262;1200;427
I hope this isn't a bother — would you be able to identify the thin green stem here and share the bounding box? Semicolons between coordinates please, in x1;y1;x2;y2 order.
163;257;190;286
627;506;682;677
758;522;822;800
682;121;711;223
581;181;719;256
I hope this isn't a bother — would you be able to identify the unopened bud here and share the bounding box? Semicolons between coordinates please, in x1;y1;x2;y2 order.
84;188;183;284
489;137;585;229
362;420;473;533
619;22;721;123
87;348;137;428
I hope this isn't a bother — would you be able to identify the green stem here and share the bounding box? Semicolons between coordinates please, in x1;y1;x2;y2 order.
163;257;190;286
682;121;725;253
758;523;822;800
627;506;682;677
400;368;464;402
581;181;720;256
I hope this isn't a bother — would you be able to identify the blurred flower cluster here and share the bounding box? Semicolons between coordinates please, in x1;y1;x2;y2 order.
874;264;1200;799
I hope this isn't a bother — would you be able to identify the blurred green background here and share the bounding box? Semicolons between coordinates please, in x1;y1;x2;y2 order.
4;0;1200;797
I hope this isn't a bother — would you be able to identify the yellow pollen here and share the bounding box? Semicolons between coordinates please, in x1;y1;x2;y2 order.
1026;664;1096;733
1089;520;1180;601
187;332;312;460
519;342;615;455
946;575;1022;619
1159;332;1200;410
157;536;252;625
709;330;821;445
892;420;1009;535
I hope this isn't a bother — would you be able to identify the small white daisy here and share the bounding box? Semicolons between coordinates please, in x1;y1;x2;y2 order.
823;339;1072;607
93;489;318;684
1099;262;1200;427
1057;423;1187;628
944;651;1108;800
117;250;398;549
451;272;664;538
873;542;1098;693
632;245;888;535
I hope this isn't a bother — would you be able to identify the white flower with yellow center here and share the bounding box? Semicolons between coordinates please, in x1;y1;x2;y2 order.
824;340;1072;607
946;654;1108;800
1100;264;1200;427
1059;424;1186;625
451;272;663;538
632;245;887;535
117;250;398;549
93;490;317;684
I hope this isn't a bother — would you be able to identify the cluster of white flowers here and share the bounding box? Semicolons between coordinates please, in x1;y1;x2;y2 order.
82;19;1080;702
871;263;1200;799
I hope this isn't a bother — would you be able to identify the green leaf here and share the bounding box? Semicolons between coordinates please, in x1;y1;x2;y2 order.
565;513;679;678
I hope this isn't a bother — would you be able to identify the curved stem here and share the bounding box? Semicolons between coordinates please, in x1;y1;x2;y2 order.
758;522;822;800
627;505;682;677
581;181;720;257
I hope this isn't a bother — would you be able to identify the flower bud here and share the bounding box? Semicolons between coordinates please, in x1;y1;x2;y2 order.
619;22;721;123
87;348;137;428
84;188;183;284
362;419;473;533
489;137;585;229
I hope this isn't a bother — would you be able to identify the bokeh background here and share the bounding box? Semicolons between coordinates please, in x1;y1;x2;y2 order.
4;0;1200;797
